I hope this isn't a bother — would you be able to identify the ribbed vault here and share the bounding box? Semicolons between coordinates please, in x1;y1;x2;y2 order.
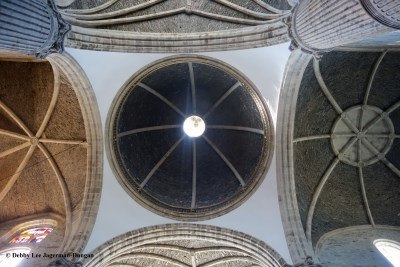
58;0;291;52
277;49;400;266
85;224;287;267
294;51;400;247
0;52;102;266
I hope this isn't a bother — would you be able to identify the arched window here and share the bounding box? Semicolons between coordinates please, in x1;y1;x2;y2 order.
9;228;53;244
0;247;31;267
374;239;400;267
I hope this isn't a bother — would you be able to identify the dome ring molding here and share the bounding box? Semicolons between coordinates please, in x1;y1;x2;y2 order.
106;55;274;221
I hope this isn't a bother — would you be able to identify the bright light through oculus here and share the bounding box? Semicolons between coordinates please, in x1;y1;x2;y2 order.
374;240;400;267
183;116;205;137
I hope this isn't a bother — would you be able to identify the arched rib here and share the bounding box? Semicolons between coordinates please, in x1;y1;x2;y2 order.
194;246;248;254
62;0;162;19
363;116;383;133
359;165;375;227
306;157;340;242
37;143;72;252
188;62;196;114
135;244;192;254
54;0;77;8
140;136;185;189
191;10;270;25
0;145;35;202
364;133;393;138
191;139;197;209
364;51;387;105
113;253;190;267
0;129;30;141
386;99;400;114
211;0;283;19
313;58;342;114
39;139;87;146
203;82;241;119
364;99;400;133
0;142;30;159
138;82;186;118
64;8;186;27
361;138;400;179
381;158;400;179
62;0;120;14
313;58;359;133
207;125;264;135
198;256;258;267
36;68;60;138
191;251;196;267
293;134;331;143
361;138;381;157
306;136;357;241
0;99;33;137
118;125;180;138
252;0;289;14
357;138;375;226
202;135;245;186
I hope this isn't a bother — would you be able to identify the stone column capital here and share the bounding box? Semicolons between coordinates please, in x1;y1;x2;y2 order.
282;3;330;58
0;0;70;59
36;0;71;59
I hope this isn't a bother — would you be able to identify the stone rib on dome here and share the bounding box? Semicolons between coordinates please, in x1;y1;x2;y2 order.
107;55;274;220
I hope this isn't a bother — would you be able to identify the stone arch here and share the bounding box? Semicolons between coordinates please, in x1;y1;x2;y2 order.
85;224;287;267
58;0;292;53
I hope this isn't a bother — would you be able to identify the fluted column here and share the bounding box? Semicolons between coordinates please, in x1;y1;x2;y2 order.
285;0;400;55
0;0;70;59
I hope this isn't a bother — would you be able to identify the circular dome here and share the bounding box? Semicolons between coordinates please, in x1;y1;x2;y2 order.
107;55;273;220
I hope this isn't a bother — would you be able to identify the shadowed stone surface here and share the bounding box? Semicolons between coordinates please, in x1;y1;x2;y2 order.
293;51;400;251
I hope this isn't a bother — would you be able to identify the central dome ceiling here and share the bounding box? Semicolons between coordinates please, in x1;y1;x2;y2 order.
107;55;273;220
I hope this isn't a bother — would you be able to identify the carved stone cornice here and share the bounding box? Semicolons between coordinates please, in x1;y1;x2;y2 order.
36;0;71;59
360;0;400;30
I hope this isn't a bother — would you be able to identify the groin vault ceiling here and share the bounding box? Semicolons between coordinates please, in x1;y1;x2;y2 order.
293;51;400;265
107;55;274;221
57;0;291;52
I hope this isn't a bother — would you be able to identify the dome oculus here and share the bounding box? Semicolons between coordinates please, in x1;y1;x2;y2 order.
107;55;274;220
183;116;206;137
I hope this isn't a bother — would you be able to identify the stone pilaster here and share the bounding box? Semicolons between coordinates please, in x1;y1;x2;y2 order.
285;0;400;55
0;0;70;59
